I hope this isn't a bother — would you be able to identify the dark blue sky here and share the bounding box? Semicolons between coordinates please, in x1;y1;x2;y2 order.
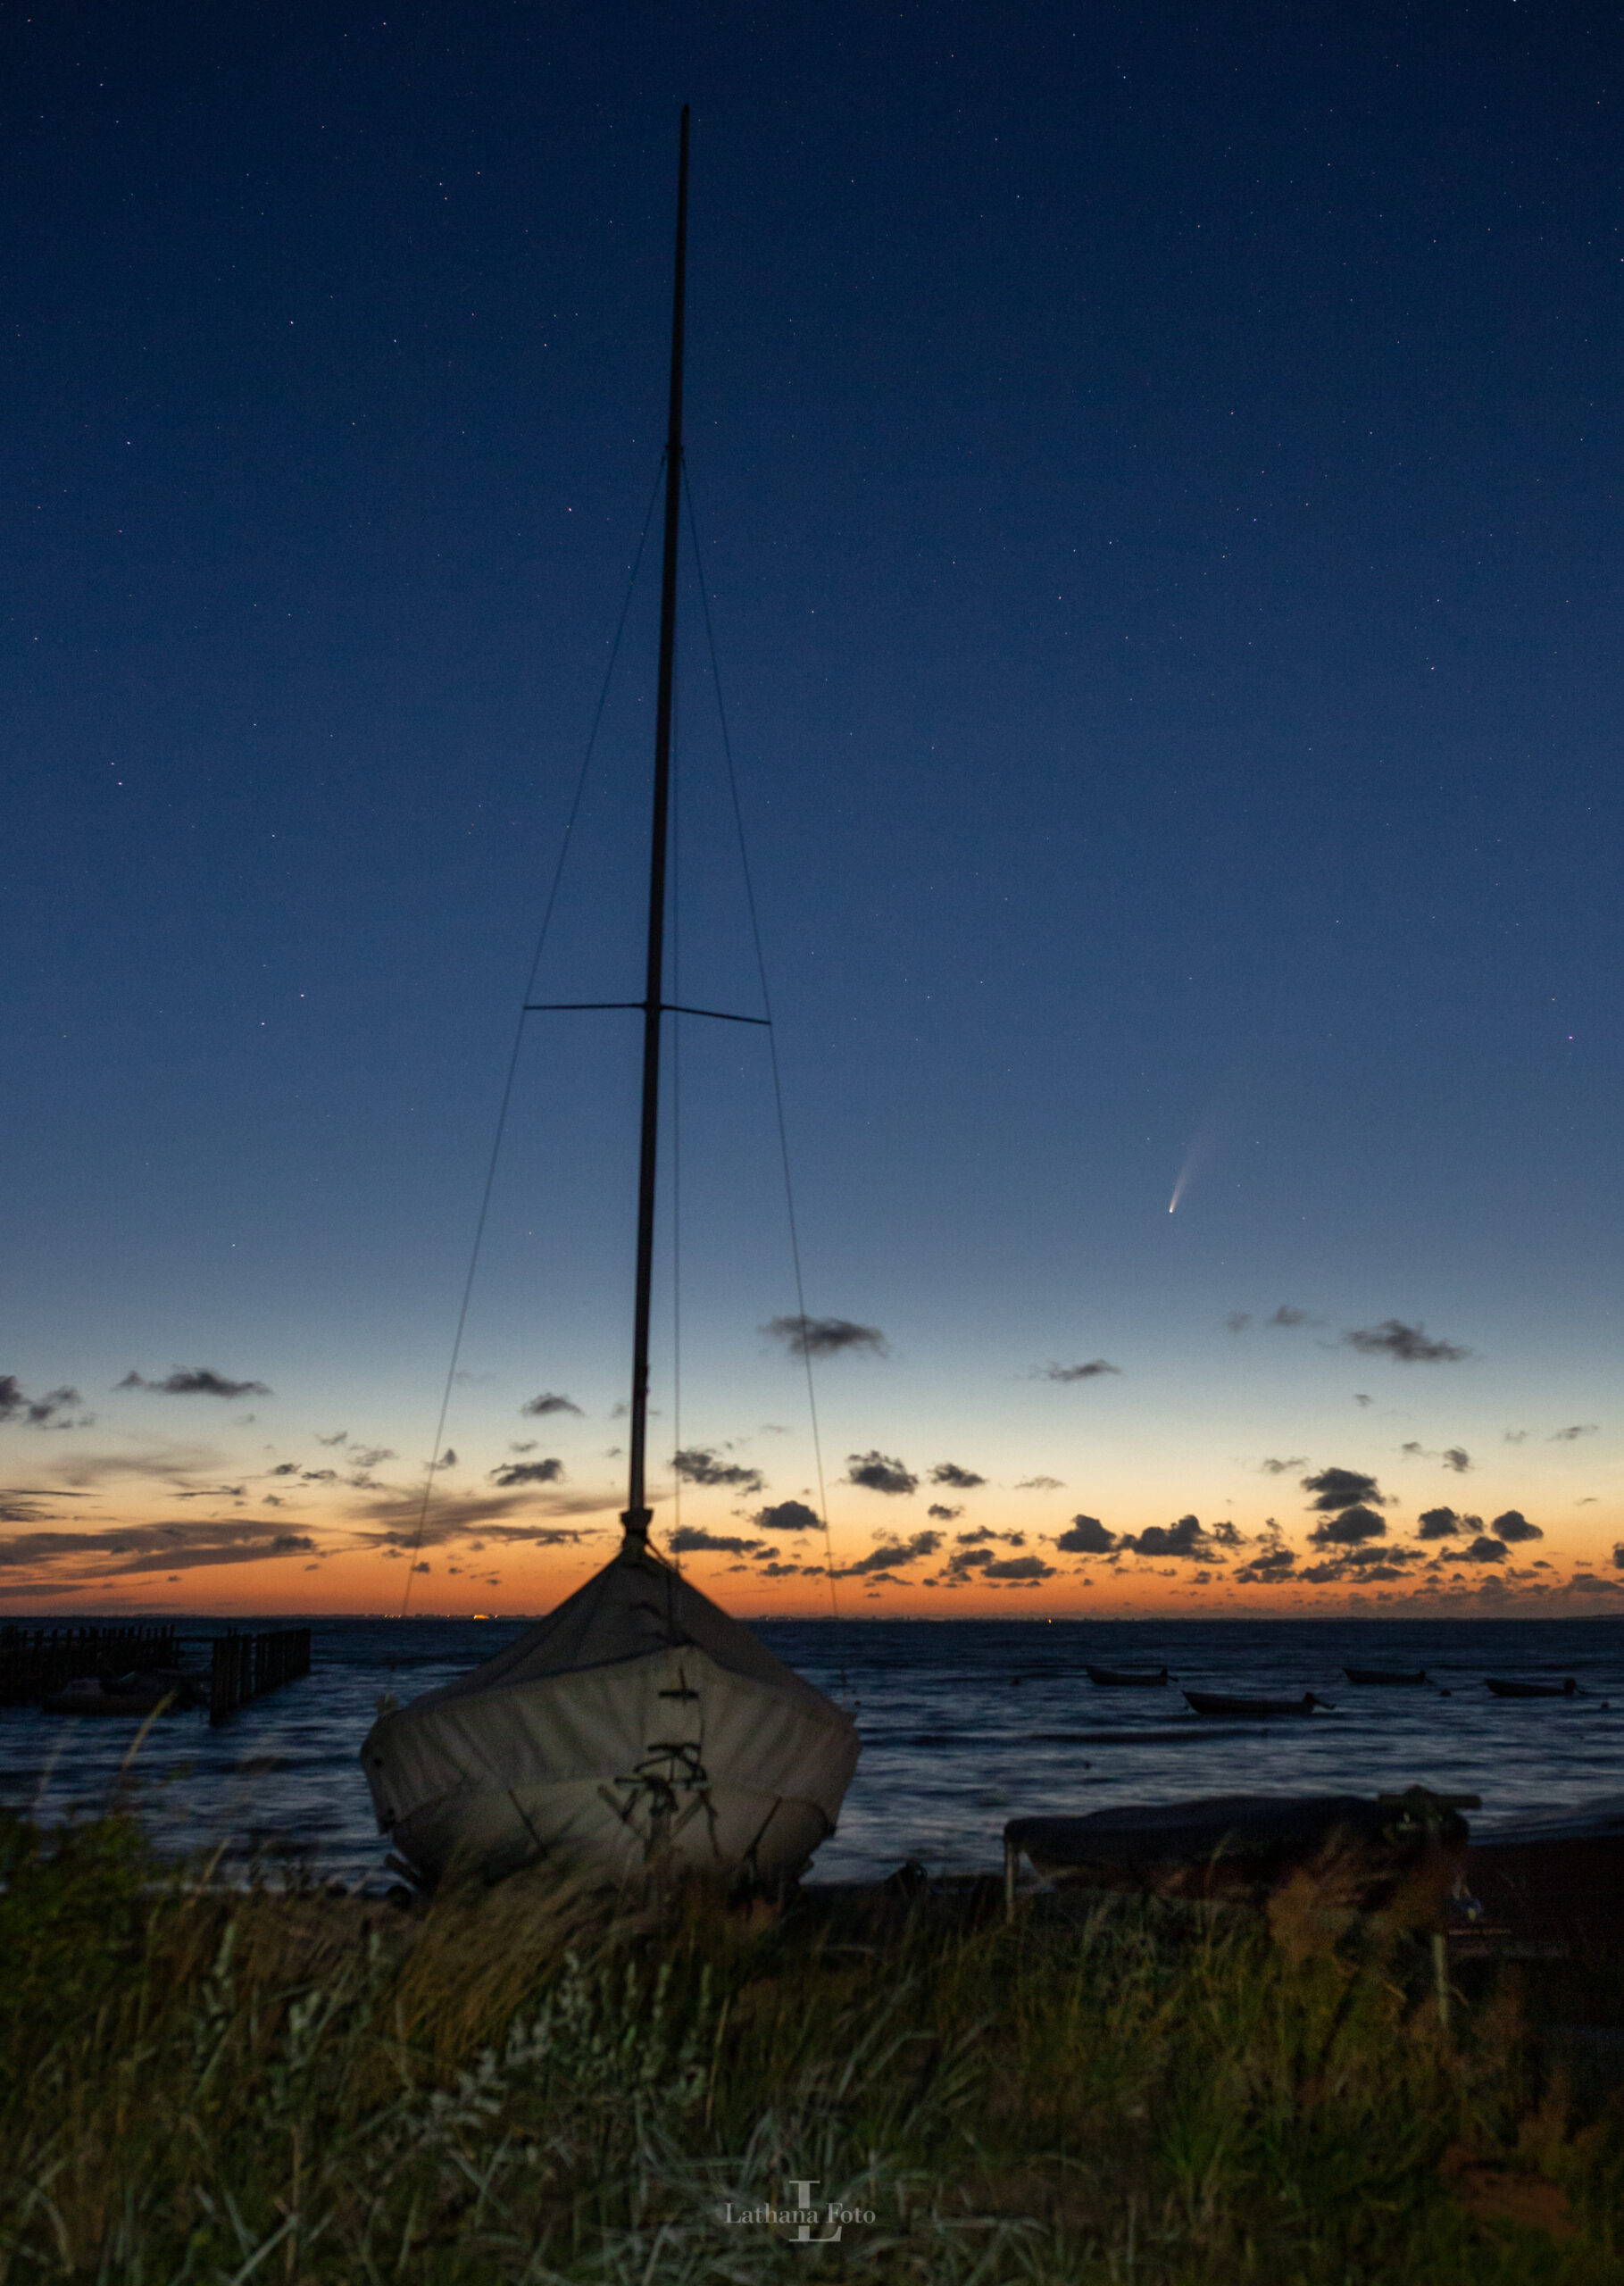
3;2;1619;1614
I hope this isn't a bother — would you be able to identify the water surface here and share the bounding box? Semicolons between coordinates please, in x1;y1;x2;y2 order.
3;1614;1619;1889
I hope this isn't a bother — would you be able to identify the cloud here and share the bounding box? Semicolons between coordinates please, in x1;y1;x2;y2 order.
1503;1429;1528;1444
1418;1506;1470;1539
521;1392;583;1418
1549;1423;1598;1442
754;1498;821;1538
834;1530;941;1579
1353;1393;1374;1408
1301;1466;1385;1513
1120;1514;1222;1561
1402;1440;1474;1473
0;1493;63;1524
0;1378;87;1429
1569;1573;1623;1596
955;1527;1024;1548
117;1367;272;1397
1460;1535;1509;1564
1270;1305;1308;1327
1014;1475;1063;1490
671;1448;765;1496
1613;1544;1624;1572
1037;1360;1121;1383
1260;1456;1307;1476
1225;1313;1251;1333
927;1503;962;1521
668;1526;770;1556
1300;1545;1420;1585
488;1459;565;1488
1056;1514;1116;1555
1489;1508;1543;1545
1342;1321;1470;1365
1307;1504;1387;1548
762;1316;887;1360
929;1462;985;1489
0;1517;325;1580
983;1554;1054;1581
354;1483;613;1548
348;1446;396;1471
845;1451;918;1497
1234;1546;1296;1583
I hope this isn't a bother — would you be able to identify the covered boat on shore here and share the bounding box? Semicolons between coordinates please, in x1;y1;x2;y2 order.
1486;1676;1578;1698
1005;1787;1472;1912
362;1537;857;1891
1085;1664;1169;1688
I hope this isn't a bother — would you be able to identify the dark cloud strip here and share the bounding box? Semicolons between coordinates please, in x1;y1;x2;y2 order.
1342;1321;1470;1364
118;1367;271;1397
762;1316;888;1359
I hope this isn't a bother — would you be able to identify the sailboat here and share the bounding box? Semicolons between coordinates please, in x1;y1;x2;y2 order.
359;111;860;1893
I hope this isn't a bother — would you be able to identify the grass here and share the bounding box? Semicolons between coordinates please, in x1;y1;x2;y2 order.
1;1811;1621;2282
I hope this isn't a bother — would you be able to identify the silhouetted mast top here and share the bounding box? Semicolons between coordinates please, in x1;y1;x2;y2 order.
621;104;689;1552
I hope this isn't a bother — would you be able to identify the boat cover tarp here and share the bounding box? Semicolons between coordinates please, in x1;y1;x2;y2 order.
404;1548;836;1713
1007;1793;1420;1872
361;1544;858;1884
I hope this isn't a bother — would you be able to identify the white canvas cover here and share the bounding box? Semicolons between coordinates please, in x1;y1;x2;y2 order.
360;1542;859;1888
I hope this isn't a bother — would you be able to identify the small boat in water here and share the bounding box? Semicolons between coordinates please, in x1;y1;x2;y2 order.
1344;1666;1429;1686
1085;1664;1169;1688
1486;1676;1578;1699
1006;1785;1471;1912
42;1670;199;1716
1184;1689;1332;1717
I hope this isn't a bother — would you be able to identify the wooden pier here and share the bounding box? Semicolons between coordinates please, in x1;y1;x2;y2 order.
0;1623;179;1706
208;1626;312;1725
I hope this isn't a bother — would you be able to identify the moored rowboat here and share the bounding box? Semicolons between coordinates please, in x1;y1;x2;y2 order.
1184;1689;1332;1717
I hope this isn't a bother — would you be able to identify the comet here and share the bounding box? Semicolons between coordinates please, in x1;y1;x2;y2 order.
1167;1098;1228;1215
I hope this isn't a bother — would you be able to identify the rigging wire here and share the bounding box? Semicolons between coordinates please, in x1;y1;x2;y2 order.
396;463;665;1624
670;662;682;1574
681;464;846;1679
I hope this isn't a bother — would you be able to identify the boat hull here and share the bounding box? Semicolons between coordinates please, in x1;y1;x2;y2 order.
1183;1690;1328;1717
1462;1798;1624;1956
1007;1791;1467;1915
362;1639;858;1890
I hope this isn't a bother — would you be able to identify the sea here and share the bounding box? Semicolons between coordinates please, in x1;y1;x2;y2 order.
3;1615;1620;1890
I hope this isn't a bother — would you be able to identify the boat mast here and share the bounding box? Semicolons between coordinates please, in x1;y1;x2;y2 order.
622;104;689;1552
